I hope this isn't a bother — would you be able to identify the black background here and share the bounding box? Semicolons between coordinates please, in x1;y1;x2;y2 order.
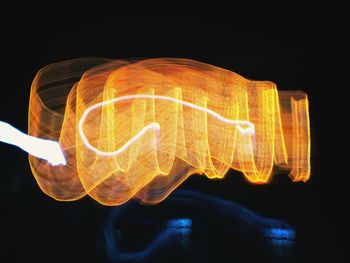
0;17;345;262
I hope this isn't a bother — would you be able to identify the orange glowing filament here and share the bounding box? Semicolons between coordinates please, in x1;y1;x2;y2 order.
28;58;311;205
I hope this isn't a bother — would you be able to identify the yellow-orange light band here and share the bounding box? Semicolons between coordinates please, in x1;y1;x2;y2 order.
28;58;311;205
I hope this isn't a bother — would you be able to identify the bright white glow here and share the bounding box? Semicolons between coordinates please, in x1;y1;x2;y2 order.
78;94;255;156
0;121;66;166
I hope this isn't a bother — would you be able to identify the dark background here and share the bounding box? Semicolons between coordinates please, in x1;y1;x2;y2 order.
0;17;345;262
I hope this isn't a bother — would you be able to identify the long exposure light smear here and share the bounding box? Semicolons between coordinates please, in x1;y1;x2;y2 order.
78;94;255;156
104;190;295;262
26;58;310;205
0;121;66;165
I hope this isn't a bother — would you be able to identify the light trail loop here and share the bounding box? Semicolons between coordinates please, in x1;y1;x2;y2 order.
78;94;256;156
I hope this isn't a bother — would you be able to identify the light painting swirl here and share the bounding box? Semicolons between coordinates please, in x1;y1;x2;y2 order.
27;58;310;205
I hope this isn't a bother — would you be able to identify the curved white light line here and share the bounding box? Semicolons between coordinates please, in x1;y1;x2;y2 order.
78;94;255;157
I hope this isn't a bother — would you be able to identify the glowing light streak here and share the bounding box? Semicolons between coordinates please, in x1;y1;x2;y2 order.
23;58;311;205
78;94;255;157
0;121;66;165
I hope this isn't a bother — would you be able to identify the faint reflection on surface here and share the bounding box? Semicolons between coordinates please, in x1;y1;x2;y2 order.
103;190;296;262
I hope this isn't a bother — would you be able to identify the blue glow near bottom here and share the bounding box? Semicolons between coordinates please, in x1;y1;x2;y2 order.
264;228;296;240
104;216;193;261
167;218;192;236
167;218;192;228
103;190;296;261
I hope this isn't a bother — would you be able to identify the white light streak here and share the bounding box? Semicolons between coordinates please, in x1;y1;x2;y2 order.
78;94;255;156
0;121;66;166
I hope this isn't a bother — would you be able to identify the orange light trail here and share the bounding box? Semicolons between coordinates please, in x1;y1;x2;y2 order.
26;58;310;205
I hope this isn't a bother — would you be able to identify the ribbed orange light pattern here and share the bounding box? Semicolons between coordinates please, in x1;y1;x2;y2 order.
28;58;310;205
